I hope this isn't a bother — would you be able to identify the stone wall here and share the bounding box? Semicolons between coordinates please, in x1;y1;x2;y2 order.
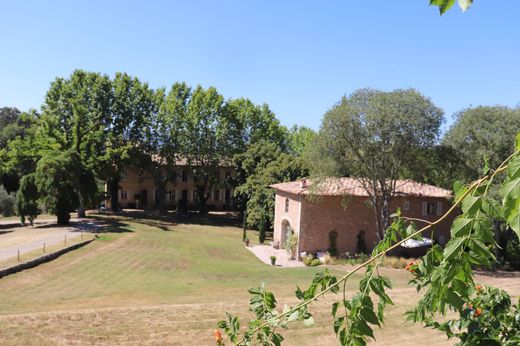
0;238;96;279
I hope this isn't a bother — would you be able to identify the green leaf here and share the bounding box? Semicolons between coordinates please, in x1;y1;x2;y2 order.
508;157;520;179
356;319;375;339
481;198;503;219
500;177;520;203
444;237;465;261
505;197;520;238
360;307;380;327
332;302;339;317
458;0;473;12
461;195;481;215
516;131;520;151
450;217;473;237
288;310;299;322
303;316;314;327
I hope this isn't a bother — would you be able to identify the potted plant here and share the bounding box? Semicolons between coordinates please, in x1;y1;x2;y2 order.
270;255;277;266
244;238;250;247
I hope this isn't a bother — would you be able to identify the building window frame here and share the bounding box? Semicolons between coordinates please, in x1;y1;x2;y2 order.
285;197;290;213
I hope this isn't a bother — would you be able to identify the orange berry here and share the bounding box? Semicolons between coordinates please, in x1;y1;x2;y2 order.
475;285;482;291
474;308;482;317
214;329;223;343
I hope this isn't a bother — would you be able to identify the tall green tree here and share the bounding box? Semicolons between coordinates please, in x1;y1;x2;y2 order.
40;70;110;217
0;108;37;192
140;82;190;213
180;86;231;213
16;173;39;225
287;125;317;157
443;106;520;182
101;72;157;211
235;141;309;230
314;88;443;239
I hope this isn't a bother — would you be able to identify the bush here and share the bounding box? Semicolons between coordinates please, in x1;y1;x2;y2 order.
303;254;314;266
259;214;266;244
310;259;321;266
328;230;337;257
0;186;16;217
504;232;520;270
285;229;298;259
322;253;334;265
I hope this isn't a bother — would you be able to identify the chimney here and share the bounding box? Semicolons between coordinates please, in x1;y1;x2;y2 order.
301;178;307;188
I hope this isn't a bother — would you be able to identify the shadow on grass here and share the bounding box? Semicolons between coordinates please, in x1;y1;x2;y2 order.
31;218;134;234
475;269;520;278
91;210;244;230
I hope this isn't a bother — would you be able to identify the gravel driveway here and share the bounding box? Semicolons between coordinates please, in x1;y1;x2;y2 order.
0;219;102;262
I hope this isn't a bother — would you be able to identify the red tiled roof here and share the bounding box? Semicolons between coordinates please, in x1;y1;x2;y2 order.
270;178;452;198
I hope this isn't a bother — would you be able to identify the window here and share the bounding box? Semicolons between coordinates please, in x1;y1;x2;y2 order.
121;170;128;180
214;189;220;201
192;190;197;202
226;171;231;179
182;171;188;182
168;191;175;202
121;190;127;200
225;189;231;203
422;201;436;216
403;200;410;211
285;198;290;213
436;201;443;216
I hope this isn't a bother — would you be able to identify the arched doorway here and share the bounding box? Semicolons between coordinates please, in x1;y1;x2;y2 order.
281;219;292;248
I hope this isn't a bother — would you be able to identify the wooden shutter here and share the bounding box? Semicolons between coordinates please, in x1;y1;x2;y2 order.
436;201;443;216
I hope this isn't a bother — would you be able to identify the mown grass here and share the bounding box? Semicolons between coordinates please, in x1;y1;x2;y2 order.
0;234;95;269
0;215;470;345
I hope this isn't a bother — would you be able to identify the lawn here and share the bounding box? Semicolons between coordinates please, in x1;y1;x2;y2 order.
0;214;514;345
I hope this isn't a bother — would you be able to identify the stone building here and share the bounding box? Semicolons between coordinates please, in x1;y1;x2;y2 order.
270;178;456;259
107;161;235;211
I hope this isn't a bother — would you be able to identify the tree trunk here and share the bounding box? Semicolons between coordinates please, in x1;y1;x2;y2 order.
108;177;119;211
196;186;209;214
154;177;168;214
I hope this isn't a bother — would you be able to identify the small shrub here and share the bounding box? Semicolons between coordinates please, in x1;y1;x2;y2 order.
323;253;334;265
303;254;314;266
381;256;412;269
505;233;520;270
357;230;367;254
0;186;16;217
285;229;298;259
258;214;266;244
270;255;276;266
310;259;321;266
328;230;338;257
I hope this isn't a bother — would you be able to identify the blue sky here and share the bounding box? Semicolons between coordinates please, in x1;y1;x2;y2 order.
1;1;519;132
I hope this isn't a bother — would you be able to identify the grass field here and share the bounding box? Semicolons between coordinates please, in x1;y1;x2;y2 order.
0;214;517;345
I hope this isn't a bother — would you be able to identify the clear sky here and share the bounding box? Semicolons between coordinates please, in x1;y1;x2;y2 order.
1;1;519;132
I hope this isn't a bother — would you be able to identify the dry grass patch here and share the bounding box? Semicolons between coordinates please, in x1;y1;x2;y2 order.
0;215;516;345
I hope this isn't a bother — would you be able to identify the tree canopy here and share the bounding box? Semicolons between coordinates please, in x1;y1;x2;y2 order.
313;88;444;238
443;106;520;181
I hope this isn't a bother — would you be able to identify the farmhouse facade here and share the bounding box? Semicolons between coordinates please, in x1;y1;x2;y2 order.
271;178;456;259
107;162;235;211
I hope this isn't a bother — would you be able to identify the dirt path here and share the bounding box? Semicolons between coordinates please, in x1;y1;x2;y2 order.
0;219;103;262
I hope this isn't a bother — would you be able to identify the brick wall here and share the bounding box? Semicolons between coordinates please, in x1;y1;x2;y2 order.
273;190;302;249
274;192;457;257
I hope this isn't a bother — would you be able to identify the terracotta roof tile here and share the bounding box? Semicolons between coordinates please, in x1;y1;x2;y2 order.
270;177;452;198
